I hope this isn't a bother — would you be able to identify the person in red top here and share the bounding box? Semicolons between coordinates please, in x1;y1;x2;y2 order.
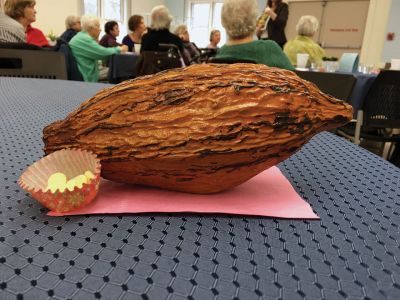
4;0;49;47
26;24;48;46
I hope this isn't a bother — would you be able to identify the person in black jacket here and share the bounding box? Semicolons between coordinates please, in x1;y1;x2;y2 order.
59;15;81;43
256;0;288;48
141;5;183;53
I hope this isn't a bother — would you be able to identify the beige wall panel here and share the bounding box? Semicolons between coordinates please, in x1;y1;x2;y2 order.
360;0;391;67
288;0;369;58
34;0;80;36
319;1;369;50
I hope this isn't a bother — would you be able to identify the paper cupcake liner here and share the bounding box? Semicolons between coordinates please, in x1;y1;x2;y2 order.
18;149;101;213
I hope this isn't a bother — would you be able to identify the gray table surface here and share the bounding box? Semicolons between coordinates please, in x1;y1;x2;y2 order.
0;77;399;299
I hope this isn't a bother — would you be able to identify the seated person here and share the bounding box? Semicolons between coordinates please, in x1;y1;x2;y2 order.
207;29;221;49
0;7;25;42
122;14;146;52
4;0;48;47
26;25;48;47
69;15;128;82
99;20;121;48
284;15;325;67
174;24;200;64
59;15;81;43
141;5;184;58
216;0;293;70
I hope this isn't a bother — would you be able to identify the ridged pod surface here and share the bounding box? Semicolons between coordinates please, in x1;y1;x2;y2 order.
43;64;352;193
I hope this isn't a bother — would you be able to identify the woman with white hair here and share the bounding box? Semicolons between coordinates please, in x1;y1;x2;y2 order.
69;15;128;82
59;15;81;43
284;15;325;67
174;24;200;64
216;0;293;70
141;5;183;53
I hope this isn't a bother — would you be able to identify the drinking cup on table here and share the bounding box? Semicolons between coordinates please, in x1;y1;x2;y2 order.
390;58;400;70
296;53;309;69
358;63;368;74
134;43;141;54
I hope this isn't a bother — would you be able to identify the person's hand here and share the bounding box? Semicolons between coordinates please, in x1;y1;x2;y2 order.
119;45;128;53
264;6;271;14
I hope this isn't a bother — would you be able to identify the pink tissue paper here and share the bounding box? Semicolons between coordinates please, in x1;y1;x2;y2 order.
48;166;319;219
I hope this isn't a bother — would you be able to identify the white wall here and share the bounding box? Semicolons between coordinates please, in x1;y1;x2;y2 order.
381;0;400;63
35;0;80;36
360;0;392;67
131;0;164;26
131;0;164;15
165;0;185;26
34;0;164;36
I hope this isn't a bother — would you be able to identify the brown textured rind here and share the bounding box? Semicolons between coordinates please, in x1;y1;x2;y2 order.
43;64;352;193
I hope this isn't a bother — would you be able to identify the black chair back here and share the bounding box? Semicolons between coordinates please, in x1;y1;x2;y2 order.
57;42;83;81
0;42;42;50
196;48;217;63
295;71;356;102
136;43;183;76
0;48;67;80
363;70;400;128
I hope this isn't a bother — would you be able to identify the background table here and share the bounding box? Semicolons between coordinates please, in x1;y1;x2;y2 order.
1;77;400;299
107;53;139;84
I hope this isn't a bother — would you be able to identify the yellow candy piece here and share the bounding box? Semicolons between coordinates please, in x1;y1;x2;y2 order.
47;172;67;193
66;179;76;192
73;174;87;188
84;171;95;181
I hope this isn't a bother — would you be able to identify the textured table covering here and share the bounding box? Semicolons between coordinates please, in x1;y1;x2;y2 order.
0;77;399;300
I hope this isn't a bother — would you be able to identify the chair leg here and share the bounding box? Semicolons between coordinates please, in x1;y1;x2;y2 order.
354;110;363;145
381;142;392;160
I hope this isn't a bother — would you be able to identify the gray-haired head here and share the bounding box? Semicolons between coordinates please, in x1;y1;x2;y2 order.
209;29;220;42
150;5;173;30
296;15;319;37
80;15;100;32
65;15;80;29
221;0;258;40
174;24;188;36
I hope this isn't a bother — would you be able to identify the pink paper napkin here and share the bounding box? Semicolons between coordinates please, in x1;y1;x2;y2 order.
48;166;319;219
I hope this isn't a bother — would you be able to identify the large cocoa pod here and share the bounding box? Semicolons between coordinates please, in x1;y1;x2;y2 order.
43;64;352;193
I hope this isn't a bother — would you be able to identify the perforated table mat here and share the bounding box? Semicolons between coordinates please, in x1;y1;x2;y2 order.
1;78;399;299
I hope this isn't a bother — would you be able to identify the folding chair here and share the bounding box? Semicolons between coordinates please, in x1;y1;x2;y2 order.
336;70;400;158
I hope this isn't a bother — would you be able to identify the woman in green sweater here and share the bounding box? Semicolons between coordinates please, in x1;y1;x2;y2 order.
216;0;293;71
69;15;128;82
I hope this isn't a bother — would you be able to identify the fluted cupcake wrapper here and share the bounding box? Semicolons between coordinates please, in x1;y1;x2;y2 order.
18;148;101;213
